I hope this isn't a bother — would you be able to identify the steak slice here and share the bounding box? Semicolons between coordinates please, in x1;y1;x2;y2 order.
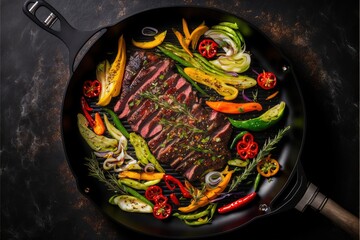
114;51;233;181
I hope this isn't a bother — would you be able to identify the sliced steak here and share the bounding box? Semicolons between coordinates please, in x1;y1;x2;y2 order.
114;51;233;181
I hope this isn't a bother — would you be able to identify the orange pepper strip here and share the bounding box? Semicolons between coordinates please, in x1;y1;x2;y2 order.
206;101;263;114
182;18;191;44
265;91;279;100
178;166;234;213
93;112;106;135
172;28;193;57
256;155;280;177
190;25;209;50
118;171;165;181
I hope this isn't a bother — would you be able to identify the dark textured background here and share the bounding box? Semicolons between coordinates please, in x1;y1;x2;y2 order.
1;0;359;239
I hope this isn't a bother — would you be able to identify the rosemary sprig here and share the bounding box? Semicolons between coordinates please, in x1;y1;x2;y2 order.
84;153;126;194
140;91;195;120
228;125;291;192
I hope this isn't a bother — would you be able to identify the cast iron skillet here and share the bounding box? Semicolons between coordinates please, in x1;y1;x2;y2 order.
23;0;359;238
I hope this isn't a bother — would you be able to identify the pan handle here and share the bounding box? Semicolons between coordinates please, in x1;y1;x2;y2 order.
295;183;359;239
22;0;104;72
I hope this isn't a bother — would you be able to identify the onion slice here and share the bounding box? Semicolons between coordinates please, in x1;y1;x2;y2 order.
205;171;223;188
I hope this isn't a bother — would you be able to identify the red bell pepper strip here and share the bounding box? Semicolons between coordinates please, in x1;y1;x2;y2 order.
163;174;192;198
145;185;163;201
153;202;172;220
198;38;218;59
257;71;277;90
236;132;259;159
206;101;262;114
217;192;257;214
83;80;101;98
80;96;105;135
169;193;180;205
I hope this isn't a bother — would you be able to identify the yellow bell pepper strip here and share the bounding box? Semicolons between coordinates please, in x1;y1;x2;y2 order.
95;59;110;106
132;30;167;49
111;35;126;97
205;101;263;114
172;28;193;57
118;171;165;181
184;67;238;100
96;35;126;106
177;166;234;213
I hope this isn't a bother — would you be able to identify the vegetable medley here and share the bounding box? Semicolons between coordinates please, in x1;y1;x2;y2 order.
78;18;290;225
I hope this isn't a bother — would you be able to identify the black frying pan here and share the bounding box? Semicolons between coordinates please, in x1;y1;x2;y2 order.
23;0;359;239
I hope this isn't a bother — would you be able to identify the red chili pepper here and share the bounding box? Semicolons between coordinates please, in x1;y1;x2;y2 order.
198;38;218;59
218;192;257;214
163;175;192;198
145;185;163;201
236;132;259;160
153;203;172;220
80;96;105;135
257;71;277;90
83;80;101;98
169;193;180;205
81;96;95;127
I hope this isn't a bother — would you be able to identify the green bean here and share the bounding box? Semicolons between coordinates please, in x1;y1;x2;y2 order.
123;186;154;208
184;216;210;226
119;178;160;190
230;131;248;149
253;172;261;192
103;108;130;139
157;45;193;67
209;203;217;220
173;209;209;220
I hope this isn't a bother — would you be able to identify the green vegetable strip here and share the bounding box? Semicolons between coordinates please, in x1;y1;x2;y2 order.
103;108;130;139
157;46;193;67
175;64;209;97
193;53;230;77
124;186;154;208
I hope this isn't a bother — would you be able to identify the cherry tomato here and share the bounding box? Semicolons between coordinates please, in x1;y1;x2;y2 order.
236;132;259;159
83;80;101;98
198;38;218;59
145;185;163;201
153;203;172;220
257;71;277;90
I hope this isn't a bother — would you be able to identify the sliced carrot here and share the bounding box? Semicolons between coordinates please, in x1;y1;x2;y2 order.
206;101;263;114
